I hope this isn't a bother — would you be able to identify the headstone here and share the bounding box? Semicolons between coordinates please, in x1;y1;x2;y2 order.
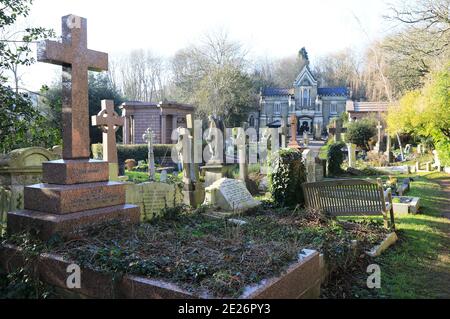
288;114;301;150
302;149;315;183
142;128;156;181
280;118;288;148
334;119;343;142
347;143;356;168
204;178;260;211
7;15;140;240
404;144;412;155
51;145;63;158
0;147;59;210
159;170;168;183
385;135;393;163
91;99;124;180
303;131;309;148
433;150;442;171
236;127;248;184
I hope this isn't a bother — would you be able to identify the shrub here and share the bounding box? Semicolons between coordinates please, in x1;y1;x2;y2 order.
346;119;376;150
327;142;346;176
268;148;306;208
92;144;175;164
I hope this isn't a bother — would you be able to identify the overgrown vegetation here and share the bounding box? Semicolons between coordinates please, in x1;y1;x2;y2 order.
268;148;306;207
327;142;346;176
1;205;387;299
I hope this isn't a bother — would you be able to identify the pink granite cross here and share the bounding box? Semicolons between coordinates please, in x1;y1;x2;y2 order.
37;14;108;160
91;100;124;163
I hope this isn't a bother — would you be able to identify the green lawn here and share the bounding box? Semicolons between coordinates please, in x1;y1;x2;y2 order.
339;172;450;298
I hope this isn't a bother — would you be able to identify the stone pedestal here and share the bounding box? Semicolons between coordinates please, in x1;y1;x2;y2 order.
201;164;225;188
7;159;140;240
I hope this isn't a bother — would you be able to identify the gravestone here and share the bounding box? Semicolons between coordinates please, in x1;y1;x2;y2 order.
404;144;412;155
204;178;260;211
302;149;316;183
433;150;442;171
160;170;168;183
374;122;383;153
236;127;248;184
142;128;156;181
7;15;140;240
288;114;301;150
280;118;288;148
385;135;393;163
91;99;124;180
202;116;225;187
0;147;59;210
347;143;356;168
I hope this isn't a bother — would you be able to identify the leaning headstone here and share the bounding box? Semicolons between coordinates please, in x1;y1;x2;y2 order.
347;143;356;168
7;15;140;240
91;99;124;181
204;178;260;211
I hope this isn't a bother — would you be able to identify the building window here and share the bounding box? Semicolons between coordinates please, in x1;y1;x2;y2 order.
331;102;337;114
274;102;281;115
249;115;255;127
303;88;310;107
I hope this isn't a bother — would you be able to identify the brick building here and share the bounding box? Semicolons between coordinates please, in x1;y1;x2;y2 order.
121;100;194;144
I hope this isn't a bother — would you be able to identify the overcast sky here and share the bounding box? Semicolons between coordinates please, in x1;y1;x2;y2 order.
18;0;395;91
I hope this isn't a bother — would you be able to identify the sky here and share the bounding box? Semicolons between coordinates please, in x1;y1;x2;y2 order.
17;0;395;91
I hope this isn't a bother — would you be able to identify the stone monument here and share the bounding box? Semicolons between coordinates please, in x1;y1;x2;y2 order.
288;114;301;150
347;143;356;168
91;99;124;180
7;15;140;240
374;122;383;153
142;128;156;181
202;115;226;187
204;178;260;212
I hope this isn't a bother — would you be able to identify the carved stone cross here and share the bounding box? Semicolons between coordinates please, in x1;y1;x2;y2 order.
288;114;301;150
38;14;108;159
142;128;156;181
91;100;123;164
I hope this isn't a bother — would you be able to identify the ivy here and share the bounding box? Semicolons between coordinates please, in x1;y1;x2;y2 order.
268;148;306;208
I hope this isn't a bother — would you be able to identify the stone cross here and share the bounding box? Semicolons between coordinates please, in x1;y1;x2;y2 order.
288;114;301;150
91;100;123;164
37;15;108;159
375;122;383;152
142;128;156;181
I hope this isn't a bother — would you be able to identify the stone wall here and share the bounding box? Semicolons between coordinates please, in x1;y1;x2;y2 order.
125;182;183;221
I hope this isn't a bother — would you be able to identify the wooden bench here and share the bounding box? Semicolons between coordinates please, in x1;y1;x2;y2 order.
302;179;395;229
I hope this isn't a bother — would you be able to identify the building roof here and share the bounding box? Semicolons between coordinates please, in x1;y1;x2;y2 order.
347;101;390;113
262;88;294;96
121;100;195;111
317;87;348;97
121;101;158;108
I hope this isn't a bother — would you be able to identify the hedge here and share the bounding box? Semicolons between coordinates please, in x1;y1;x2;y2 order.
268;148;306;208
92;143;175;164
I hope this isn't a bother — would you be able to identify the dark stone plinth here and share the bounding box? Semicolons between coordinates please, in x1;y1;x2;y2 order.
42;159;109;184
24;182;125;214
7;204;140;240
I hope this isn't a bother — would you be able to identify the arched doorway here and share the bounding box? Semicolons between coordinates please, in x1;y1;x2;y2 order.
298;117;312;135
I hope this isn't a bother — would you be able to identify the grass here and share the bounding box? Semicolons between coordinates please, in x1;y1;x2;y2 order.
326;172;450;298
125;170;183;184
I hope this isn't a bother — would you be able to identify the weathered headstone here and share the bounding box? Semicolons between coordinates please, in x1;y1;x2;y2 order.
204;178;260;211
202;116;225;187
142;128;156;181
302;149;316;183
236;127;248;184
433;150;442;171
288;114;301;150
159;170;168;183
91;99;124;180
7;15;140;240
347;143;356;168
280;118;288;148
